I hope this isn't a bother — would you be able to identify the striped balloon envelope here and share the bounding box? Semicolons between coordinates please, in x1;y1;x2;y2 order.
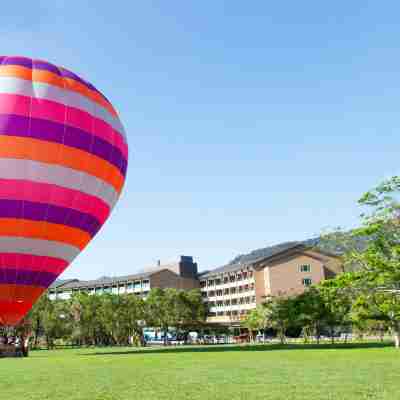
0;56;128;326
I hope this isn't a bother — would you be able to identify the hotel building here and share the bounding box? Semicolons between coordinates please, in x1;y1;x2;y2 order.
49;242;342;326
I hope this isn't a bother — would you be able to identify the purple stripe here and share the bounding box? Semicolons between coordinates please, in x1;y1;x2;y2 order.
0;56;107;101
0;114;127;176
0;199;101;236
0;269;57;287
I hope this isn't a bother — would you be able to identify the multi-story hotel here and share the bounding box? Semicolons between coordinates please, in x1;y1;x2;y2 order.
49;242;342;325
199;242;342;325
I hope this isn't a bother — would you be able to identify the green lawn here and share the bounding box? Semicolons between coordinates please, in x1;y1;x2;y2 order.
0;343;399;400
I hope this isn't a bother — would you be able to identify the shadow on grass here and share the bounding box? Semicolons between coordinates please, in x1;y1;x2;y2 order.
81;341;393;357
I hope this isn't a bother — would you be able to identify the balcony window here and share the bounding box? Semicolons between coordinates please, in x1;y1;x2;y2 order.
224;288;229;295
223;276;229;284
207;280;214;287
216;290;223;296
229;275;235;282
142;280;150;289
299;264;311;273
302;278;312;286
215;278;222;285
232;298;237;305
245;297;250;304
208;290;215;297
230;287;236;294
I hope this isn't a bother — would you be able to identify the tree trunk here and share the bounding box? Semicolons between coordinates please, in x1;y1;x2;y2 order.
394;324;400;349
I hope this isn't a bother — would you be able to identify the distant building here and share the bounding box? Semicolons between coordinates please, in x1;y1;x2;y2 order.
48;243;343;327
48;256;199;300
199;243;342;326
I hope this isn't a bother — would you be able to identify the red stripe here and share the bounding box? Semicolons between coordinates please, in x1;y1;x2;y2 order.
0;93;128;158
0;253;68;274
0;179;110;224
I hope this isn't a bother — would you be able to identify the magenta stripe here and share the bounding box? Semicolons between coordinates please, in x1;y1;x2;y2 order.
0;268;57;288
0;178;110;223
0;114;127;176
0;199;101;236
0;93;128;158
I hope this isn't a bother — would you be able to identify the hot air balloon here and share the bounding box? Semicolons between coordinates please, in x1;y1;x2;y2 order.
0;56;128;326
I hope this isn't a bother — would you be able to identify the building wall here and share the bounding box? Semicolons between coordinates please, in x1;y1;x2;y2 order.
151;269;199;290
265;253;328;297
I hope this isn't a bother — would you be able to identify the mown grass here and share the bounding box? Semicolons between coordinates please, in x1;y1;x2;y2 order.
0;343;399;400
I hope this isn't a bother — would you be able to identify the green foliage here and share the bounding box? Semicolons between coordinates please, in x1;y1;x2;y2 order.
27;288;206;348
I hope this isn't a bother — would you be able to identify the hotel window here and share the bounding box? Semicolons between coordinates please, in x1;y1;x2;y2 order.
232;310;238;316
242;271;248;279
251;296;256;303
239;298;244;304
209;301;215;307
299;264;311;273
223;276;229;284
302;278;312;286
200;281;206;288
238;286;243;293
215;278;222;285
232;298;238;305
224;300;231;306
229;275;235;282
142;280;150;289
207;280;214;287
208;290;215;297
224;288;229;295
244;284;249;291
250;283;255;290
245;297;250;304
230;287;236;294
217;301;223;307
249;270;253;278
236;273;242;281
216;290;223;297
201;292;207;298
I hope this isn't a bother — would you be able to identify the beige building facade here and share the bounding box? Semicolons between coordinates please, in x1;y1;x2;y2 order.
200;243;342;325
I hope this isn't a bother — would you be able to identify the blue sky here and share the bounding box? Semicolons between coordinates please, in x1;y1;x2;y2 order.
1;1;398;278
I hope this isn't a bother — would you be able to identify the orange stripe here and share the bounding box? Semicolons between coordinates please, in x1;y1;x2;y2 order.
0;218;90;250
0;136;124;193
0;65;118;118
0;284;44;301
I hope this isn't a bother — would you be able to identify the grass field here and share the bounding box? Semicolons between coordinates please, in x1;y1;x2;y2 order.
0;343;399;400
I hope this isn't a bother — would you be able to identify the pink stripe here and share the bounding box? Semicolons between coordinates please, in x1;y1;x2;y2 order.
0;93;128;158
0;179;110;224
0;253;68;274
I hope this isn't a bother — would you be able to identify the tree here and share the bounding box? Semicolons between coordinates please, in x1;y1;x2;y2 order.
262;296;297;344
242;305;269;342
320;176;400;348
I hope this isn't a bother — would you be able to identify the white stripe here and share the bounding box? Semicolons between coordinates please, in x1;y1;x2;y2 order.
0;76;127;141
0;237;79;262
0;158;118;208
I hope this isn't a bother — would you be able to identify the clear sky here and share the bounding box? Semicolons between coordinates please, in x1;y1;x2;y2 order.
0;1;398;278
